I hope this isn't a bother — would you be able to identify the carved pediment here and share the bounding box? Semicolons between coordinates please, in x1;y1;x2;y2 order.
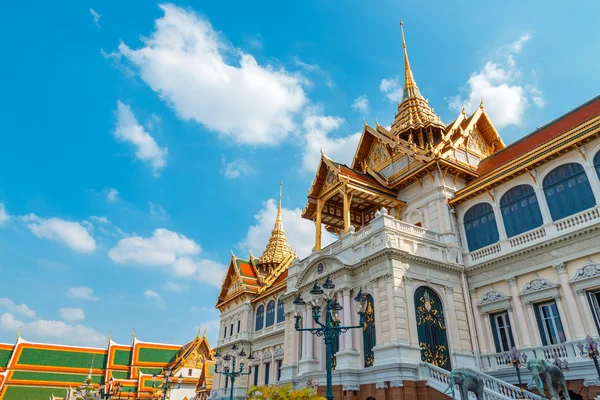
479;290;510;305
520;277;557;295
571;263;600;282
367;141;391;170
466;128;490;156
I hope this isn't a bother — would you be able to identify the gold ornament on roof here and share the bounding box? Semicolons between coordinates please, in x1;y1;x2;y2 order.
390;21;445;139
259;182;293;267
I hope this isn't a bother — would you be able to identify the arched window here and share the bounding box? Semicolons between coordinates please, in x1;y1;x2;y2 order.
363;294;376;368
276;299;285;323
543;163;595;221
500;185;543;237
266;300;276;327
255;305;264;331
463;203;499;251
414;287;450;370
593;151;600;179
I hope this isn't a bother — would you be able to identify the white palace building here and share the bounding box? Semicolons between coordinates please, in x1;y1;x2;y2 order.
211;25;600;400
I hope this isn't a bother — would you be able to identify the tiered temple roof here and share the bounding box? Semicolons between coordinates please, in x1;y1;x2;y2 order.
216;184;295;310
0;331;215;400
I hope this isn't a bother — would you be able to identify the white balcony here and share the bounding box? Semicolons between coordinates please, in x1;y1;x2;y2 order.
465;206;600;267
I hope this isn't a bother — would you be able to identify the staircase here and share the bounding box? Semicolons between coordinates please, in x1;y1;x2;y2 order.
420;363;546;399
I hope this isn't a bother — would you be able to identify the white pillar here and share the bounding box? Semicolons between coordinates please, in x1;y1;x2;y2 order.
506;306;521;348
533;186;553;224
492;205;508;240
554;263;586;339
372;279;383;344
404;277;419;347
271;350;276;384
306;309;314;359
507;277;533;347
291;315;299;363
469;289;489;353
577;289;598;335
554;296;572;341
342;289;353;350
584;164;600;204
444;285;460;351
386;276;398;343
301;308;308;360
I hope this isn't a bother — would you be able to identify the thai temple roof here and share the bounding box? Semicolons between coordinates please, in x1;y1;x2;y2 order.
259;182;293;267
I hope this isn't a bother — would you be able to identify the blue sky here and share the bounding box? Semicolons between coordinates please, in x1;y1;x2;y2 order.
0;0;598;348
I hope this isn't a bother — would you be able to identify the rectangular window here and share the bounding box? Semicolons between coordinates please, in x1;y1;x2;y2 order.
237;320;241;333
534;301;566;345
230;323;233;337
225;376;228;389
277;360;282;381
490;311;515;353
223;326;226;338
264;362;270;385
253;365;259;386
587;291;600;335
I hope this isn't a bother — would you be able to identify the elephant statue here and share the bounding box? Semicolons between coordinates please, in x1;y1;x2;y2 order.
443;368;484;399
526;358;570;400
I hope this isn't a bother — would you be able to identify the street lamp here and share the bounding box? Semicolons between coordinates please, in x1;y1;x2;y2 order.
578;335;600;379
151;367;182;400
552;354;569;372
98;378;123;399
293;277;367;400
505;347;527;399
214;344;252;400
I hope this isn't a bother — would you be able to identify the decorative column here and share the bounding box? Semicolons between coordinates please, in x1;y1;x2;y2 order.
469;289;489;353
290;312;298;363
306;310;314;359
554;263;586;339
301;308;308;359
404;276;419;347
371;279;383;344
271;349;276;383
583;162;600;203
491;201;507;240
315;200;323;251
385;275;398;343
576;289;598;335
444;285;460;351
506;277;532;347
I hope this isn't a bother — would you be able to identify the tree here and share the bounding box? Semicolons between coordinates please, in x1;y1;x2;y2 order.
247;384;326;400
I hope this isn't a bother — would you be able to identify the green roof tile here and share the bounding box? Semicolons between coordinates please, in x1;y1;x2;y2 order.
16;348;107;369
113;349;132;366
11;371;102;384
0;349;12;368
137;348;177;364
2;385;67;400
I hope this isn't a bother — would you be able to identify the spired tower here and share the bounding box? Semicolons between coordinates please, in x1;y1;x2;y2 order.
214;184;296;399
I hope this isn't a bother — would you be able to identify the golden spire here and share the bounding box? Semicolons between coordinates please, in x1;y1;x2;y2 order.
390;21;445;141
259;182;292;268
400;21;422;101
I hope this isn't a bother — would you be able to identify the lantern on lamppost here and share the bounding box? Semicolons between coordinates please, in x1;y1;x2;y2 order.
578;335;600;379
214;344;253;400
505;347;527;399
151;367;182;400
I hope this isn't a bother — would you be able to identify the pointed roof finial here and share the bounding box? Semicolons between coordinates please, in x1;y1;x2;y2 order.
363;117;367;127
17;325;22;340
131;329;136;340
259;182;292;267
107;331;112;342
399;21;422;101
479;97;484;109
277;181;283;223
203;325;207;338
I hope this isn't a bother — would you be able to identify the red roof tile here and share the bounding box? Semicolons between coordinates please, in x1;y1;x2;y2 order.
477;96;600;175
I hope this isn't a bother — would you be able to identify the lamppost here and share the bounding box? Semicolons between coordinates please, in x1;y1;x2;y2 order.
293;277;367;400
505;347;527;399
578;335;600;379
214;343;253;400
552;354;569;372
151;367;183;400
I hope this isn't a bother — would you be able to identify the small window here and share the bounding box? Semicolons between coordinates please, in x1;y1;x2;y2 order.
534;301;566;345
255;305;264;331
277;299;285;323
264;362;270;385
266;300;276;327
588;290;600;335
253;365;259;386
490;311;515;353
223;326;226;338
188;368;192;376
237;320;241;333
277;360;282;381
230;323;233;337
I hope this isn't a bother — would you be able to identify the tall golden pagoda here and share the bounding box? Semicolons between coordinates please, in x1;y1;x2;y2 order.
259;182;293;272
390;21;445;147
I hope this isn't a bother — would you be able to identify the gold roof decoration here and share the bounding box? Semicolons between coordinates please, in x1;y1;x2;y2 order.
259;182;293;267
390;22;445;140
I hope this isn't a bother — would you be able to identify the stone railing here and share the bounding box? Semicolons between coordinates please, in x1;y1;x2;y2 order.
216;332;250;347
481;341;581;371
465;206;600;267
420;362;544;400
390;219;443;243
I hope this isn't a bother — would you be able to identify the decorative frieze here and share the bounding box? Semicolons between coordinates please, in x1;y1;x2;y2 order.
375;382;388;389
520;277;557;295
479;290;510;305
342;384;360;391
571;263;600;282
389;381;403;388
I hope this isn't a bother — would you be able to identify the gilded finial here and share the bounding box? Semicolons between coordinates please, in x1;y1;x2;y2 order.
17;325;22;340
461;107;466;115
363;118;367;127
196;326;201;338
107;331;111;342
479;97;484;109
398;20;422;101
376;119;380;127
131;329;136;339
203;325;207;338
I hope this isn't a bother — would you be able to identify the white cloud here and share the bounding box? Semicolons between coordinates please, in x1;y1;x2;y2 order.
0;298;36;318
109;229;225;287
0;312;105;347
59;307;85;323
239;198;335;260
351;95;369;113
379;77;403;102
89;8;101;27
21;214;96;253
0;203;9;225
448;33;544;129
109;228;200;265
221;157;254;179
107;188;119;203
144;289;166;309
116;4;307;146
68;287;99;301
148;202;168;219
114;101;168;175
90;216;109;224
163;281;188;293
301;109;361;173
